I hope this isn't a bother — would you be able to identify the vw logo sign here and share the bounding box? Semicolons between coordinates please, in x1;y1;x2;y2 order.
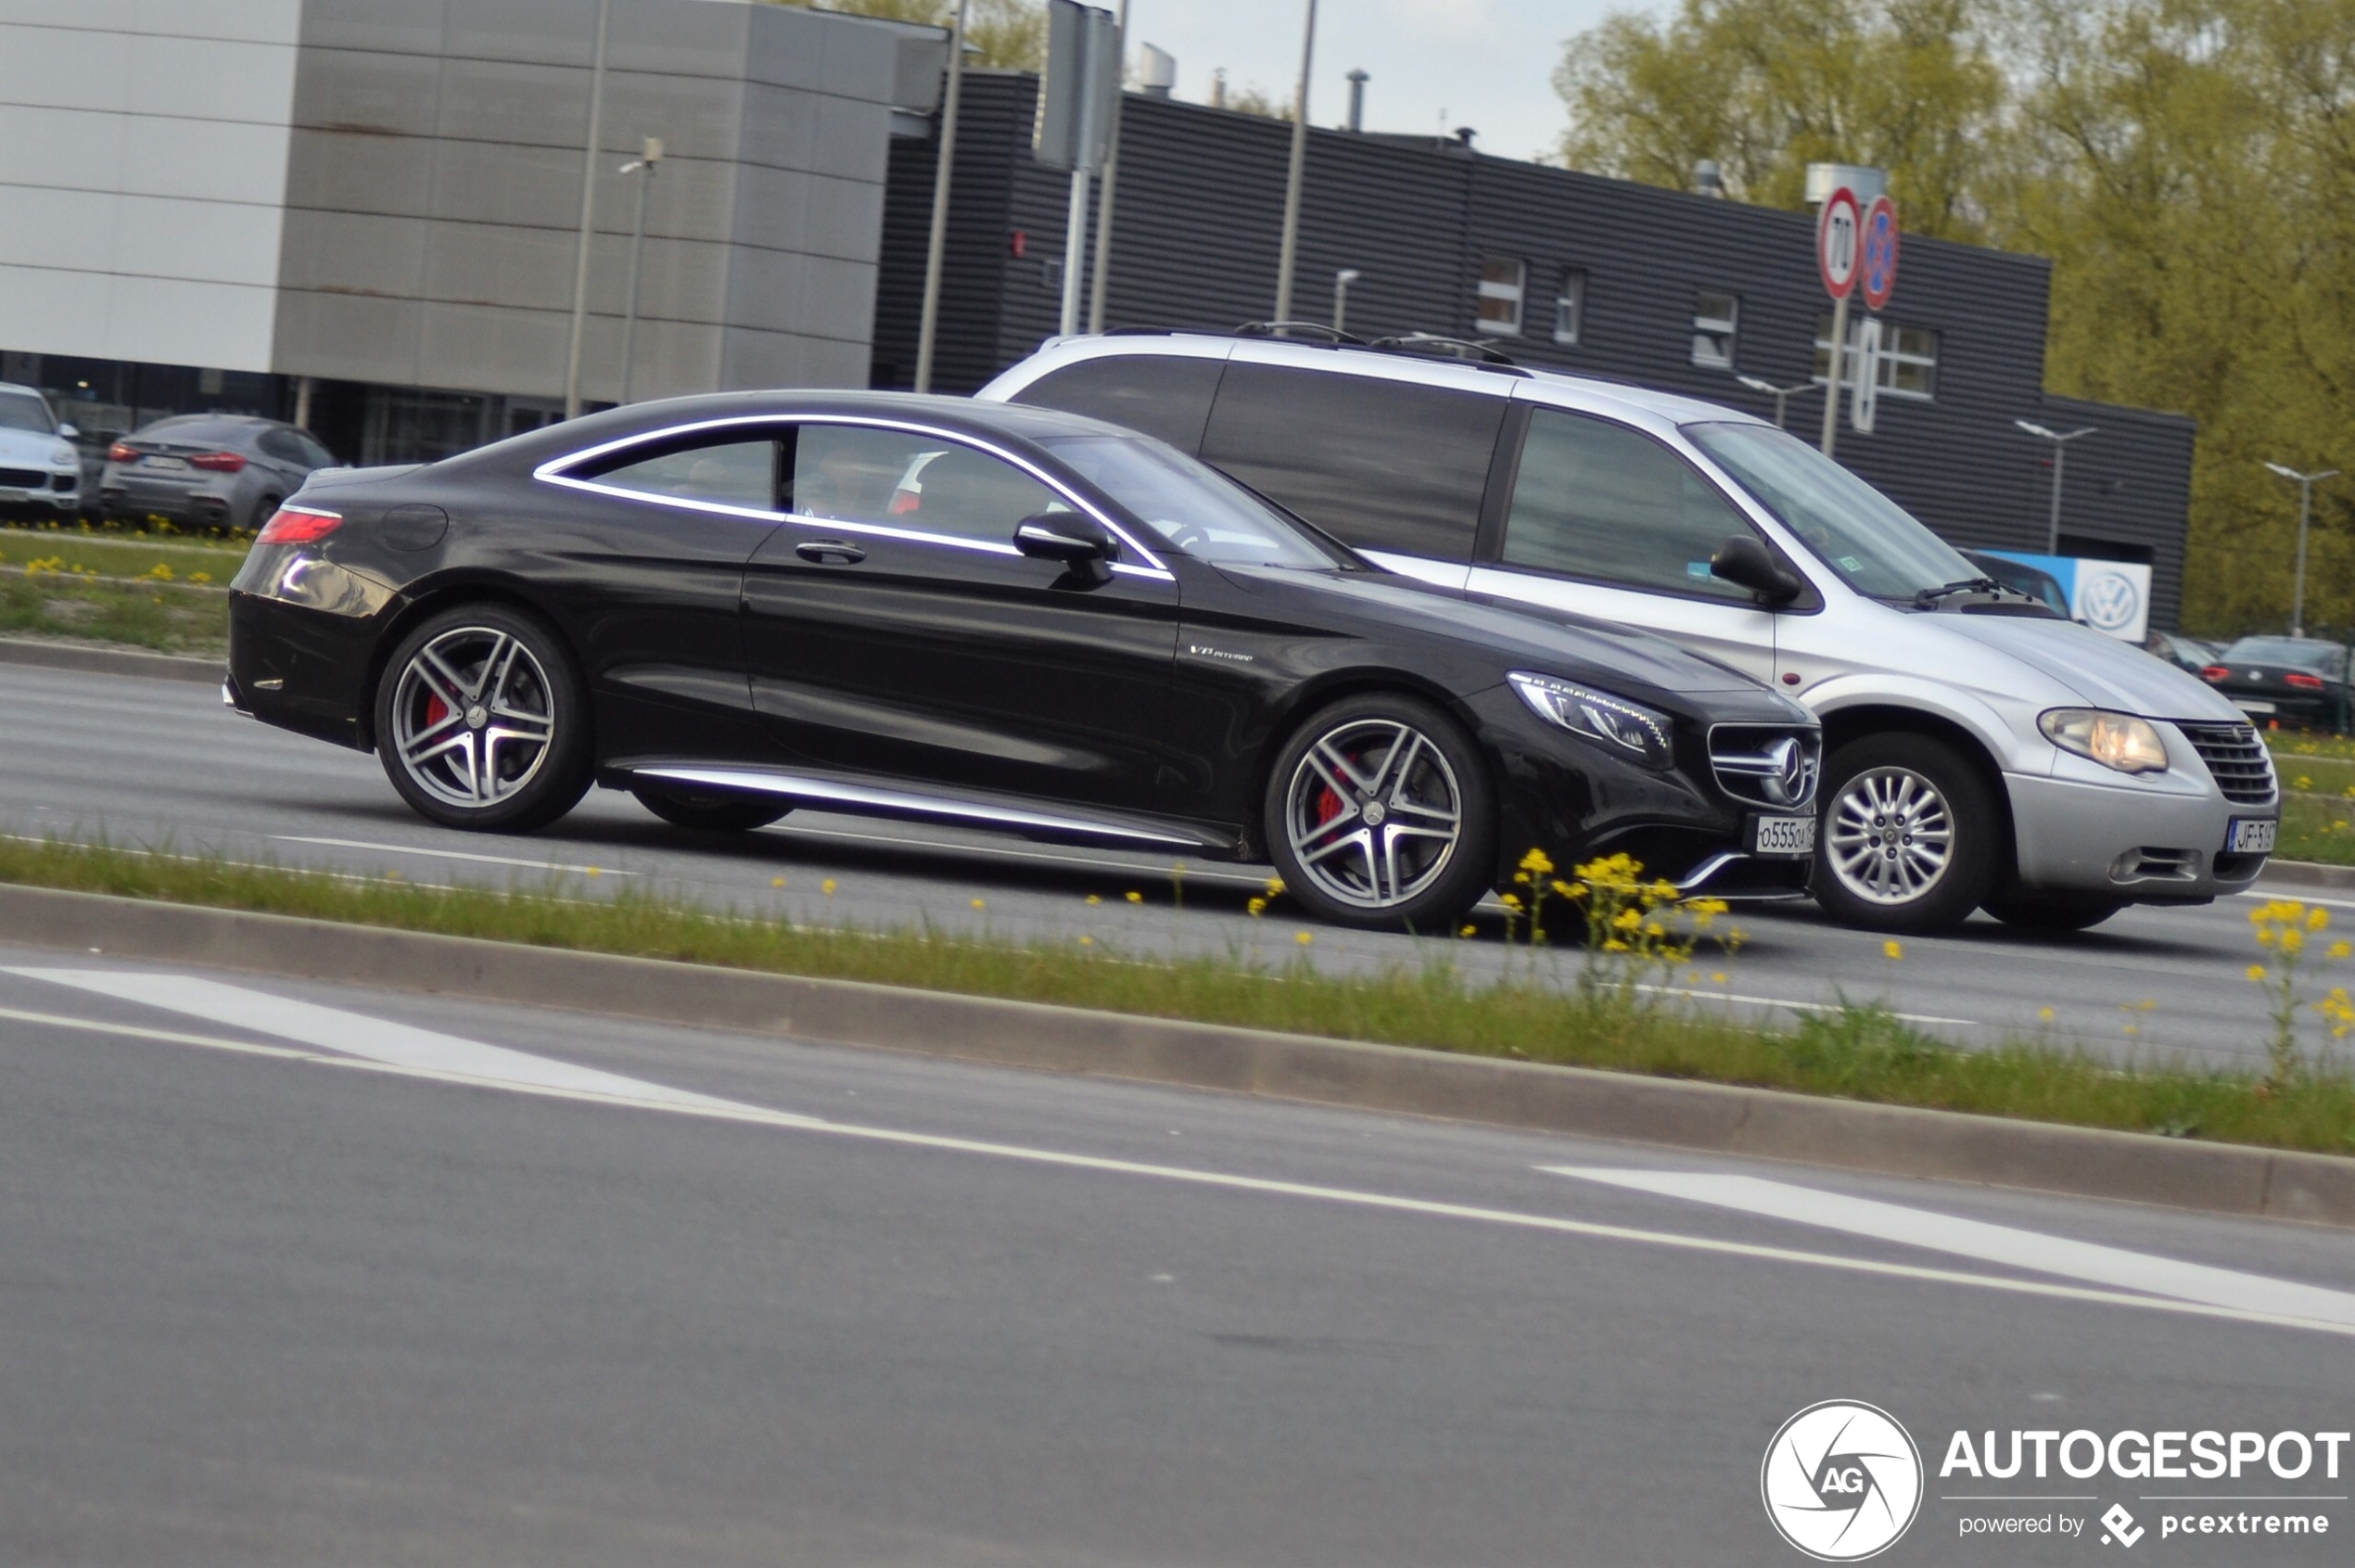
1761;1400;1922;1561
2079;569;2142;632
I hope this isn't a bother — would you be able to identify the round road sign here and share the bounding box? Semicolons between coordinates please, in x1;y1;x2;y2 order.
1861;195;1900;312
1817;185;1861;300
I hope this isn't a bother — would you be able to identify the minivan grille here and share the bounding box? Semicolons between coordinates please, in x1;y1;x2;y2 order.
2177;721;2276;806
1709;726;1822;809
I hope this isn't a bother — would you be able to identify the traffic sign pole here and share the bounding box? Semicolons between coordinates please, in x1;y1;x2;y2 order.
1820;292;1849;458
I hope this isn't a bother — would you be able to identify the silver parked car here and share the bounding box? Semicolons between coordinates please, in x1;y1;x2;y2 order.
0;382;83;520
99;414;335;532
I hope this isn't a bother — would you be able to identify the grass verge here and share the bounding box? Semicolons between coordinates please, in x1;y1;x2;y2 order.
3;835;2351;1158
0;523;242;657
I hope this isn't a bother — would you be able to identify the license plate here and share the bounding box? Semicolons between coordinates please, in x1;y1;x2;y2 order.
2227;818;2277;854
142;454;186;471
1750;813;1817;857
2232;699;2276;714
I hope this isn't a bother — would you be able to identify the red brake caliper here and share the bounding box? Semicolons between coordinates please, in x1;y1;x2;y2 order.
425;693;450;730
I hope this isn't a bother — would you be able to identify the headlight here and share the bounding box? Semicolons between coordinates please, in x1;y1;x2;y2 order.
2040;708;2169;774
1508;672;1674;770
50;441;77;466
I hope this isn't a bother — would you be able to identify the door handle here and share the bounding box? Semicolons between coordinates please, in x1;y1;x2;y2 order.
795;540;867;565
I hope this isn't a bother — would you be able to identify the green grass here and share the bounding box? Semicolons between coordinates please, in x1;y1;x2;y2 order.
0;522;241;656
2;835;2350;1158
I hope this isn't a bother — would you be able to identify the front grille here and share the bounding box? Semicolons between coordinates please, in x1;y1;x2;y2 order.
0;467;43;489
2176;721;2277;805
1709;725;1822;809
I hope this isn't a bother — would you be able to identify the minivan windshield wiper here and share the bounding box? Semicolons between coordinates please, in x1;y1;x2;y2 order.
1912;576;2010;607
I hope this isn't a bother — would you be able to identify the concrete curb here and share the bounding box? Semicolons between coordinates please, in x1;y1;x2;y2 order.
3;882;2350;1227
2257;860;2355;893
0;636;221;685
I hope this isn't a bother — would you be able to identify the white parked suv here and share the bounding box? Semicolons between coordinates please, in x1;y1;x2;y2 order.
0;383;83;520
980;333;2277;933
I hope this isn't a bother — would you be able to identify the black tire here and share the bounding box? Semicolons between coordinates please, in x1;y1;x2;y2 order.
373;603;592;833
631;784;791;834
249;492;283;533
1980;890;2124;932
1814;733;2000;933
1262;691;1496;932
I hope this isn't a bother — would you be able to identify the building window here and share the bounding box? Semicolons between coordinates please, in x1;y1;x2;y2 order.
1477;255;1525;337
1814;317;1939;399
1691;291;1738;369
1553;269;1586;345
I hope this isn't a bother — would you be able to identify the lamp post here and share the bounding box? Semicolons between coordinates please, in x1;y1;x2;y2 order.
2265;461;2341;638
617;137;663;404
1331;268;1361;333
1737;374;1814;431
1084;0;1130;336
2014;418;2096;555
563;0;614;418
913;0;972;392
1269;0;1317;327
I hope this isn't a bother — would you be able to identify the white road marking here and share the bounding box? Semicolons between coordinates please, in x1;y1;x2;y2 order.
2242;888;2355;912
272;836;637;875
5;969;743;1113
1544;1167;2355;1328
6;971;2352;1340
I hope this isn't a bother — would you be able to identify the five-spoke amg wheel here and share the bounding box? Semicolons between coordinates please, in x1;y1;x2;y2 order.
1814;733;1996;933
1264;693;1496;931
374;605;592;832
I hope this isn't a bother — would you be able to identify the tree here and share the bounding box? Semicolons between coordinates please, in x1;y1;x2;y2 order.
776;0;1047;71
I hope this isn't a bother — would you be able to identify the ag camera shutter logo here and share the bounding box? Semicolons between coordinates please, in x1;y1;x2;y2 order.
1762;1400;1924;1561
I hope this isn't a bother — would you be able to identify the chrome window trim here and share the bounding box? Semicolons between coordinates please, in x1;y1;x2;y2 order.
531;412;1175;580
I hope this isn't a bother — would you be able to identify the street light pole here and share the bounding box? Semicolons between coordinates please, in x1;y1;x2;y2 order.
2265;461;2341;638
913;0;971;393
1331;267;1360;333
1270;0;1317;327
563;0;614;419
1737;374;1814;431
2014;419;2096;555
617;137;662;404
1084;0;1129;336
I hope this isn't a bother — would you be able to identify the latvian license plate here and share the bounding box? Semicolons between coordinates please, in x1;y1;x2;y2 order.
1750;813;1817;857
2227;817;2277;854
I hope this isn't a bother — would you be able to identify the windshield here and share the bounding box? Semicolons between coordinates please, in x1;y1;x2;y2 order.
1039;433;1344;568
0;392;55;435
2225;637;2346;670
1686;421;1978;601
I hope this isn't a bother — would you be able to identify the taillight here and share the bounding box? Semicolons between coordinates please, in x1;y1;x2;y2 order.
255;505;341;545
2200;665;2230;681
108;441;137;463
190;451;247;473
2287;671;2326;690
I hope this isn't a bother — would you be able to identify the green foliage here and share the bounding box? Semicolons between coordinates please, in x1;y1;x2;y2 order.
777;0;1047;71
1554;0;2355;637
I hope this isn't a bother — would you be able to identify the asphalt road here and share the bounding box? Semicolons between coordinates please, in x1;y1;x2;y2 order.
0;663;2337;1072
2;950;2349;1565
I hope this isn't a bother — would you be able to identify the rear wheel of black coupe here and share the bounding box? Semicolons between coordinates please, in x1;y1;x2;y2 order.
374;604;592;833
1980;890;2125;932
1263;692;1496;932
631;784;791;834
1814;733;1999;934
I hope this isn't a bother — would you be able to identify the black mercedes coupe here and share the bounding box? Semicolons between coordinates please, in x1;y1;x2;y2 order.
227;393;1820;929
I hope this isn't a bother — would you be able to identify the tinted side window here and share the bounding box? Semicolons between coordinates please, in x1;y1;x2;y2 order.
1501;409;1754;600
793;426;1063;546
590;437;780;508
1198;363;1501;560
1012;354;1225;454
256;427;306;463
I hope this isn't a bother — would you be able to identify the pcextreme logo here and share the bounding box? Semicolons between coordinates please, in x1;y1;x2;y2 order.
1763;1400;1926;1562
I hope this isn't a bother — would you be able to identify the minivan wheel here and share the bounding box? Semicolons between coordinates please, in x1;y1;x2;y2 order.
631;784;791;834
1263;693;1496;932
375;605;592;833
1814;733;1998;933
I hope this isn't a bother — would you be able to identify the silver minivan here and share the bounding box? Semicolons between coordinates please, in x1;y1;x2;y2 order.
981;334;2276;934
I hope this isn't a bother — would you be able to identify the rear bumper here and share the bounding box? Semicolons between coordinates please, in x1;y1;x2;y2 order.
2006;771;2273;900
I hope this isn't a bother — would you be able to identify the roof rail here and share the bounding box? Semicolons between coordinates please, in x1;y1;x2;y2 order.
1231;321;1368;345
1365;334;1520;367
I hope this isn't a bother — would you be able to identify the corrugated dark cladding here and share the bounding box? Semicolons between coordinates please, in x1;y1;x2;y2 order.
873;74;2196;625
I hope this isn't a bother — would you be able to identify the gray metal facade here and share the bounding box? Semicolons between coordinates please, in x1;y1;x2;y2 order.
874;73;2195;629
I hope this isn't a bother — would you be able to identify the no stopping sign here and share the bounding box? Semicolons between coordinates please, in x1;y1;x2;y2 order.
1861;195;1900;311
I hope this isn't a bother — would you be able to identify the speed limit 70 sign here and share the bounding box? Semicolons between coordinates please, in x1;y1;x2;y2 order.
1816;185;1861;300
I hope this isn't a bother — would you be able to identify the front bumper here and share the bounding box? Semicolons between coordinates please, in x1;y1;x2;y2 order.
0;473;80;514
2006;771;2273;901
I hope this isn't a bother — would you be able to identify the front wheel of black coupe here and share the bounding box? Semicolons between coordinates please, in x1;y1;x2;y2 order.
374;604;592;833
1262;692;1496;932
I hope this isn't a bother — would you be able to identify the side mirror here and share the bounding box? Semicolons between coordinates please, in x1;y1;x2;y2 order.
1013;512;1119;580
1710;533;1802;606
57;422;79;440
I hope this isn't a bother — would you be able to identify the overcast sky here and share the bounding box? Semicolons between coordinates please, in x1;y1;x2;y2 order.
1120;0;1669;166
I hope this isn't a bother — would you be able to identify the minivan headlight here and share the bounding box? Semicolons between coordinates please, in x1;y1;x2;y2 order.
2040;708;2169;774
1509;672;1674;770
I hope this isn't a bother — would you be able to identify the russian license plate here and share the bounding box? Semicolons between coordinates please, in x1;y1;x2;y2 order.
2227;817;2277;854
2233;698;2276;715
143;454;186;471
1750;813;1817;857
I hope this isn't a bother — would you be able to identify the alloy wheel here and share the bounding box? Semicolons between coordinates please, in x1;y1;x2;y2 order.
1281;718;1464;910
388;626;557;809
1827;765;1953;906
